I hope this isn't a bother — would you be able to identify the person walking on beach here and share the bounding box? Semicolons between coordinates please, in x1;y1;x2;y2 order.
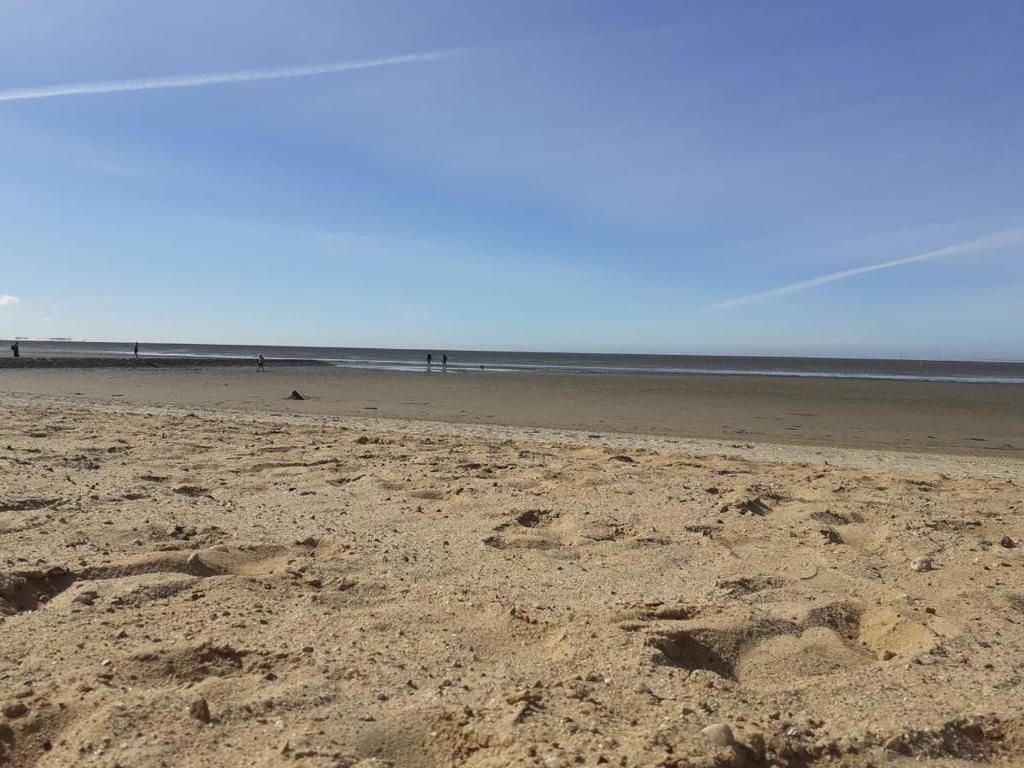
258;353;265;372
442;353;448;370
10;341;19;358
426;353;432;369
133;341;139;359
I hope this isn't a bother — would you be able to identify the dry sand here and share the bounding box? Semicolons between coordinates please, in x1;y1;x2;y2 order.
0;378;1022;767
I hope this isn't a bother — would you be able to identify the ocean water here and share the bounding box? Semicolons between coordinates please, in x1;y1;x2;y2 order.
4;340;1024;384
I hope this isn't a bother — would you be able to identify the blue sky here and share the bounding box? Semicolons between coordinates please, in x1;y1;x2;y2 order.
1;1;1022;358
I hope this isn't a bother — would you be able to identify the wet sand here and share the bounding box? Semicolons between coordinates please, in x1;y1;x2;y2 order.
0;360;1022;457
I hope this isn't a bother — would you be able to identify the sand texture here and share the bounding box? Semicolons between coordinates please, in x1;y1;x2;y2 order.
0;363;1022;458
0;395;1022;767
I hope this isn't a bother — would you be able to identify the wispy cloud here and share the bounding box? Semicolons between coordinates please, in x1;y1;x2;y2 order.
708;228;1024;311
0;295;19;307
0;51;451;104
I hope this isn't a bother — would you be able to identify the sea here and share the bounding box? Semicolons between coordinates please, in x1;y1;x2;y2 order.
5;340;1024;385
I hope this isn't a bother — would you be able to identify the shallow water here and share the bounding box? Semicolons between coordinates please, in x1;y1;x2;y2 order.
4;340;1024;384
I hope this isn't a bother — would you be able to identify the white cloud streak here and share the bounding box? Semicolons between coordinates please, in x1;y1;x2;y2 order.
0;51;451;104
708;228;1024;311
0;295;19;307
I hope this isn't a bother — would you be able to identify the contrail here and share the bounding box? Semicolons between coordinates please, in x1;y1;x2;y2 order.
0;50;451;103
707;228;1024;311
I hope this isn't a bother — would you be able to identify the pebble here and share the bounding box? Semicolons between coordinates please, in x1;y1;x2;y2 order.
910;557;933;572
3;702;28;719
1000;536;1017;549
189;698;211;723
74;591;98;606
701;722;736;748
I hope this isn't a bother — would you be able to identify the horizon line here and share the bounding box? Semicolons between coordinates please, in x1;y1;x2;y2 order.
1;338;1022;364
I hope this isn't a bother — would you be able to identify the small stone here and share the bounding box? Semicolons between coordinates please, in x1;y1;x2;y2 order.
1000;536;1018;549
189;698;211;723
3;702;28;719
820;528;844;545
880;650;896;661
288;390;305;401
910;557;933;572
722;745;749;768
74;591;98;606
701;722;736;748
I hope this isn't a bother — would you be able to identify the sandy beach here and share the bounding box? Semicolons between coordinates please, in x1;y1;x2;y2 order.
0;367;1022;767
1;359;1022;457
6;1;1022;765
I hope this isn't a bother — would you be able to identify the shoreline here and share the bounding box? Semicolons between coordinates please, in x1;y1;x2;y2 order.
1;352;1023;385
0;355;328;370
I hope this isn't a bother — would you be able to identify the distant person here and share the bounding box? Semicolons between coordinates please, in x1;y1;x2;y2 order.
10;341;19;358
426;353;432;369
258;353;265;372
442;353;448;370
133;341;139;359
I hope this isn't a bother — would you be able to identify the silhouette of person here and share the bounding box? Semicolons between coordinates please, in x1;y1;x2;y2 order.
442;353;448;370
426;353;432;369
258;353;265;372
133;341;139;358
10;341;19;358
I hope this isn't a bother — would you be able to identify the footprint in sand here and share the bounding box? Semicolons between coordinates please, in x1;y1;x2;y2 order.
1;540;359;615
645;601;936;689
485;508;626;550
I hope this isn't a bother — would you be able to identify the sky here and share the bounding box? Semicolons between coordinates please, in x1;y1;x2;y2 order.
1;1;1023;359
